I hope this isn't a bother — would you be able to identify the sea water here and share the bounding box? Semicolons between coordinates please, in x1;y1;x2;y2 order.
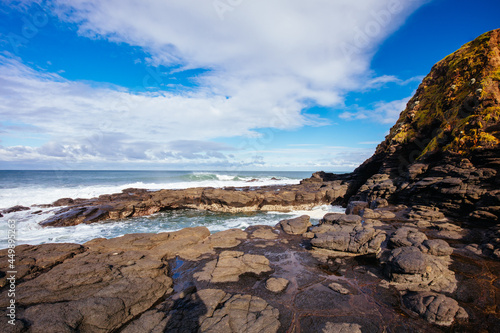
0;170;344;248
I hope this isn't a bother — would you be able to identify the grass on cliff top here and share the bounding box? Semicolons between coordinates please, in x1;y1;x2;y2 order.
383;30;500;158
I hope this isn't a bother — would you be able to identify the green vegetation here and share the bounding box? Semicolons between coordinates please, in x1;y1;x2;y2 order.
380;30;500;159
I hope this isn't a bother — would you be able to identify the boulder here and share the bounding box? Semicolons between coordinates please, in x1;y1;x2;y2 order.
388;246;429;275
383;246;457;293
422;239;453;256
320;213;362;226
345;201;368;215
279;215;311;235
403;292;468;326
311;223;386;254
389;227;428;248
2;205;30;214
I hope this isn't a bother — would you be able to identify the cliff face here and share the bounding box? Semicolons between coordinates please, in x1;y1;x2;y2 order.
378;29;500;160
340;29;500;223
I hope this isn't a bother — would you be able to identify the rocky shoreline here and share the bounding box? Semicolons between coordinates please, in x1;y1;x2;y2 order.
1;28;500;333
1;207;499;332
36;180;349;227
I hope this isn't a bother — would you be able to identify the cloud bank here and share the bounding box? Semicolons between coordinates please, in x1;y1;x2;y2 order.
0;0;426;168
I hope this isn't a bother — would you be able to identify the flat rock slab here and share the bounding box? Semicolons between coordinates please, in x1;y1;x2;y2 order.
208;229;248;248
321;213;362;226
249;226;279;239
266;277;290;293
122;289;280;333
194;251;272;283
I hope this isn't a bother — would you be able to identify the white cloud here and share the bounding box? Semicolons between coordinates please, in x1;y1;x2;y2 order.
339;96;412;124
0;0;427;167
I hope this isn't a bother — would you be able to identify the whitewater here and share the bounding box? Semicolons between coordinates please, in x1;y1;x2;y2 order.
0;170;344;248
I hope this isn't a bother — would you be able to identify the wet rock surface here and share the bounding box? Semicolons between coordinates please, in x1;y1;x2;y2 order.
1;211;500;332
193;250;272;283
121;289;280;333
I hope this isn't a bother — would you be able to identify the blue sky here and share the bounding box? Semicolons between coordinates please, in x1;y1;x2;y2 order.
0;0;499;171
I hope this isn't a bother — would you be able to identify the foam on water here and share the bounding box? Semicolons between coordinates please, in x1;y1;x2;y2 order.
0;204;344;248
0;173;300;208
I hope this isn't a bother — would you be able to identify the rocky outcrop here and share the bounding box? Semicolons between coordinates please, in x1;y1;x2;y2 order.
278;215;312;235
306;29;500;224
310;213;386;254
39;181;349;227
1;205;30;214
2;207;499;331
403;292;468;326
381;228;457;293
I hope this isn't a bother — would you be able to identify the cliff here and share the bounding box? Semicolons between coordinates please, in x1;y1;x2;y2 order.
334;29;500;223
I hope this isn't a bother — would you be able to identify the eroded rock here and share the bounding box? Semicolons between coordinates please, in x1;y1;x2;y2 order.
389;227;428;248
279;215;311;235
345;201;368;215
320;213;362;226
194;251;272;283
403;292;468;326
311;222;386;255
383;246;456;293
122;289;280;333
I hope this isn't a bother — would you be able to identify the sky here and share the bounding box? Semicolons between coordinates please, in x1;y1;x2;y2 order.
0;0;499;171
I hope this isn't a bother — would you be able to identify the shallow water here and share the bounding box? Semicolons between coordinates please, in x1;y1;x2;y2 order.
1;170;345;248
0;205;345;249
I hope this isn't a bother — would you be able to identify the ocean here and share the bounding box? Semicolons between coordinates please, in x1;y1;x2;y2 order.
0;170;344;248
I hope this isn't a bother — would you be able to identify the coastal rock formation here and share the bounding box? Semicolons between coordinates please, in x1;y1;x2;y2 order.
1;205;30;214
278;215;312;235
39;181;349;227
122;289;281;333
310;29;500;224
2;210;500;331
403;292;468;326
310;213;386;254
382;241;457;293
193;251;272;283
